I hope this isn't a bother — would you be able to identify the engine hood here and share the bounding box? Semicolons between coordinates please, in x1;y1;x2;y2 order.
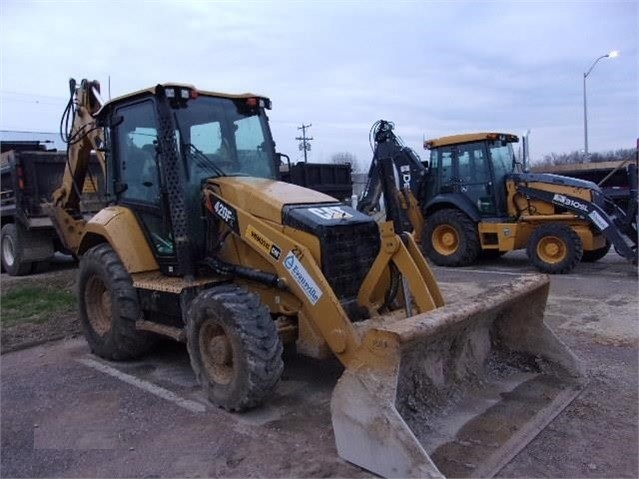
205;177;339;224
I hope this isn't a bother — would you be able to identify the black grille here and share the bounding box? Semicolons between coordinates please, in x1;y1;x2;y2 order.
282;203;380;301
320;222;380;300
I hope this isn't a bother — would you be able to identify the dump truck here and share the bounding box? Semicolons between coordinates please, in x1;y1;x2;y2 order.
0;141;104;275
0;149;349;277
359;120;637;273
278;156;353;202
49;79;584;478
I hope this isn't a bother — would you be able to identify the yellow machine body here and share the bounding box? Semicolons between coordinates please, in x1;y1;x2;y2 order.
49;82;584;478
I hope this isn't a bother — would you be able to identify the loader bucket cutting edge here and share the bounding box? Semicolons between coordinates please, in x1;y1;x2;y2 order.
331;274;584;478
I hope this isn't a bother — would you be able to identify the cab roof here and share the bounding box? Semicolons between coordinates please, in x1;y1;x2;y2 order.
424;132;519;149
101;83;268;110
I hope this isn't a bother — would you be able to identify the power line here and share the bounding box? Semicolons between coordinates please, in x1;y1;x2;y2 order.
0;130;59;134
295;123;313;163
0;97;65;106
0;90;67;100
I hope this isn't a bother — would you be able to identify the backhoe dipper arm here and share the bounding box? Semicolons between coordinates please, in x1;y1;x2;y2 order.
49;78;105;254
358;120;427;235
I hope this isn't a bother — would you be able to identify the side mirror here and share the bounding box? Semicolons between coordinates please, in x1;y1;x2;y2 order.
277;152;291;170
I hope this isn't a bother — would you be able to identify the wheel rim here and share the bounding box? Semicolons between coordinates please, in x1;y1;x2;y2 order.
537;235;567;264
2;233;15;267
432;224;459;256
85;276;112;335
199;320;234;385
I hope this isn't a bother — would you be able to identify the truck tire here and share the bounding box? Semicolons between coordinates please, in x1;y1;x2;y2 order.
526;224;583;274
78;243;157;360
581;241;611;262
422;209;480;266
1;223;32;276
186;284;284;412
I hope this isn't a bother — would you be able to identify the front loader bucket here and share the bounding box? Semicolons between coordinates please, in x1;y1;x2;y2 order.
331;274;583;478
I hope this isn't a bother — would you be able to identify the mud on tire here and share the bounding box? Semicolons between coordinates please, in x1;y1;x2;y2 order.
186;284;284;412
422;209;480;267
78;243;157;360
526;223;583;274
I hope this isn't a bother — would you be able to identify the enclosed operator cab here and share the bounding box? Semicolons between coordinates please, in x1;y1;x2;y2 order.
422;133;519;220
93;84;279;276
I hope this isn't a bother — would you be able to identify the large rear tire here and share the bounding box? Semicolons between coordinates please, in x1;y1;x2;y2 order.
78;243;157;360
186;285;283;412
1;223;32;276
422;209;480;266
526;224;583;274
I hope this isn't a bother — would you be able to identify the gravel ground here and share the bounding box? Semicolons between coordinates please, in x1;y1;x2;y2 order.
1;250;637;478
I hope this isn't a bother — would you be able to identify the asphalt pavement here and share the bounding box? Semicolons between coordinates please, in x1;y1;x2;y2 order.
2;250;637;477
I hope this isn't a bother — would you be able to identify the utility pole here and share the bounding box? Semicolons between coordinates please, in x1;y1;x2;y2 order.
296;123;313;163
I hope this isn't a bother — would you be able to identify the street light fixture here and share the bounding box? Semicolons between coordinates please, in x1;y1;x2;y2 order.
583;50;619;161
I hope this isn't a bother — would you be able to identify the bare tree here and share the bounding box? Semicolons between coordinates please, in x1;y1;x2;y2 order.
536;148;635;166
330;152;362;173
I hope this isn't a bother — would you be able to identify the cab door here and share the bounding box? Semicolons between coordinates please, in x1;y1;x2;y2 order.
454;142;497;216
112;100;175;260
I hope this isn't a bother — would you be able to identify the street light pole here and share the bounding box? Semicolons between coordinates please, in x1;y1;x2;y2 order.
583;50;619;162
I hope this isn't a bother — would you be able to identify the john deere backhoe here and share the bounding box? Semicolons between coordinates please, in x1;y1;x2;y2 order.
359;120;638;274
50;79;583;478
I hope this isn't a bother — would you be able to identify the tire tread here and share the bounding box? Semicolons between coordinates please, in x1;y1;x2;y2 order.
187;285;283;412
422;209;480;266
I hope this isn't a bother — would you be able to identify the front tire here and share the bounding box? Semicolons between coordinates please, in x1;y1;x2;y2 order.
422;209;480;266
186;285;283;412
581;241;611;262
78;243;157;360
526;224;583;274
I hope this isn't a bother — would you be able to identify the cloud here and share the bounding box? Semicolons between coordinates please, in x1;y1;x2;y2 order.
1;0;636;166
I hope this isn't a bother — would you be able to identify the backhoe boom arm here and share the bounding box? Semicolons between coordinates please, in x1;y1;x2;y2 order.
49;79;105;254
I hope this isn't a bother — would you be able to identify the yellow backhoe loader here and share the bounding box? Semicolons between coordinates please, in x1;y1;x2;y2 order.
359;120;637;274
49;78;583;478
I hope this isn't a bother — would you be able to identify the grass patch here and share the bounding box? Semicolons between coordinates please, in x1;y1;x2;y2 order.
1;286;76;328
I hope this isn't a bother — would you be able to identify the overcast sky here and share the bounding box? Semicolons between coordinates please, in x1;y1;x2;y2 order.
0;0;636;167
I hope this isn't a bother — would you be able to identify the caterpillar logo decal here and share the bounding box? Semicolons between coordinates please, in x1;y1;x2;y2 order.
246;225;282;261
308;206;353;220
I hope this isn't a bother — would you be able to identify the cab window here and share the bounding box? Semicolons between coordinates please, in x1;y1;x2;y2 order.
116;101;160;204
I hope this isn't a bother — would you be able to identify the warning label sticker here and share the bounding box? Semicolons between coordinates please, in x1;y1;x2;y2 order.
588;210;610;231
283;252;322;305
